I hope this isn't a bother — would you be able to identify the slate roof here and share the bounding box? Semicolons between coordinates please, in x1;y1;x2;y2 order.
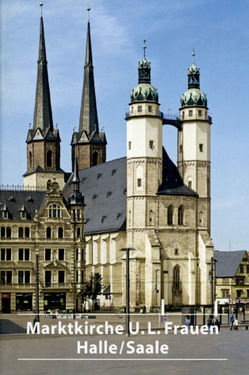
0;190;46;221
63;157;127;235
214;250;247;277
158;148;197;196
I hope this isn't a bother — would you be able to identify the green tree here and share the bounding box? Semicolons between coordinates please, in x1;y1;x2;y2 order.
82;273;103;310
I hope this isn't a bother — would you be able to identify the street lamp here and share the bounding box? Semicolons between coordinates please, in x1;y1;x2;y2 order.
155;269;160;312
34;254;40;323
120;247;135;336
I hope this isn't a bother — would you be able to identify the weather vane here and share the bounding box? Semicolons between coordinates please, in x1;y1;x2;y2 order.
143;40;146;59
192;49;196;64
87;7;91;21
40;3;43;17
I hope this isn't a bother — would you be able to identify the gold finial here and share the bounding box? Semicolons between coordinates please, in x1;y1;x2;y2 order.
40;3;43;17
192;49;196;64
143;40;146;59
87;7;91;21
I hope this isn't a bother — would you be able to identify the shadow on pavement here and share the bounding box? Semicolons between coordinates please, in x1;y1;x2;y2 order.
0;319;26;334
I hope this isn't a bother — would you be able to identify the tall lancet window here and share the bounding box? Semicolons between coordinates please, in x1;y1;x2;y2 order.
167;205;173;225
47;150;52;168
173;265;180;292
178;205;184;225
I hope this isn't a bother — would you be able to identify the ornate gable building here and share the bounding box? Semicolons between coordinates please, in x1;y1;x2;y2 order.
1;11;214;312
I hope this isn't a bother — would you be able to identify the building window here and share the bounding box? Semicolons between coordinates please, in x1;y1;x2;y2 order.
240;265;244;273
0;271;12;284
58;270;65;284
49;204;61;218
236;290;242;298
58;249;64;261
45;249;51;261
167;205;173;225
199;144;204;152
138;105;142;112
19;249;24;261
25;227;30;238
188;179;192;189
236;276;244;286
148;105;152;112
198;110;202;117
58;227;63;238
149;140;154;149
92;152;98;166
137;178;142;187
182;111;185;120
77;228;81;238
131;106;133;113
47;150;52;168
18;271;30;284
222;289;229;298
45;271;51;287
175;249;178;256
6;227;11;238
6;271;12;284
247;290;249;298
46;227;52;238
20;210;26;219
75;249;78;261
29;151;32;169
173;266;180;292
25;249;30;261
1;248;11;261
1;227;5;238
19;227;23;238
77;209;80;219
247;265;249;273
188;110;193;116
128;141;131;150
178;205;184;225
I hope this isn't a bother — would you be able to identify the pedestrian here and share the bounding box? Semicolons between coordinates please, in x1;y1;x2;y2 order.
185;315;190;327
229;314;234;330
215;318;220;331
207;315;213;331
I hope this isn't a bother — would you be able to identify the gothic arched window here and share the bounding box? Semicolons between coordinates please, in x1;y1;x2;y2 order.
167;205;173;226
178;205;184;225
47;150;52;168
92;151;98;166
46;227;51;238
19;227;23;238
25;227;30;238
6;227;11;238
173;265;180;292
1;227;5;238
29;151;32;169
58;227;63;238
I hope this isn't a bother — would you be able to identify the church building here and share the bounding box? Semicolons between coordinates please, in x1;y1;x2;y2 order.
0;10;214;312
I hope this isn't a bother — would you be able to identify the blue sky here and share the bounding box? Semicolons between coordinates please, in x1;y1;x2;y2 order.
1;0;249;250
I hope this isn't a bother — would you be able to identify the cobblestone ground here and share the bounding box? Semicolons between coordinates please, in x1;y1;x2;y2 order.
0;313;248;375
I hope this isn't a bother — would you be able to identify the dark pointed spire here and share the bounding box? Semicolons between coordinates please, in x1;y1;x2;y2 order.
78;15;99;134
72;155;80;192
33;9;53;132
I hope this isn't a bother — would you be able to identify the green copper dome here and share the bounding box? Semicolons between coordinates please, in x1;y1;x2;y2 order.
181;88;207;108
181;51;207;108
131;83;158;103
